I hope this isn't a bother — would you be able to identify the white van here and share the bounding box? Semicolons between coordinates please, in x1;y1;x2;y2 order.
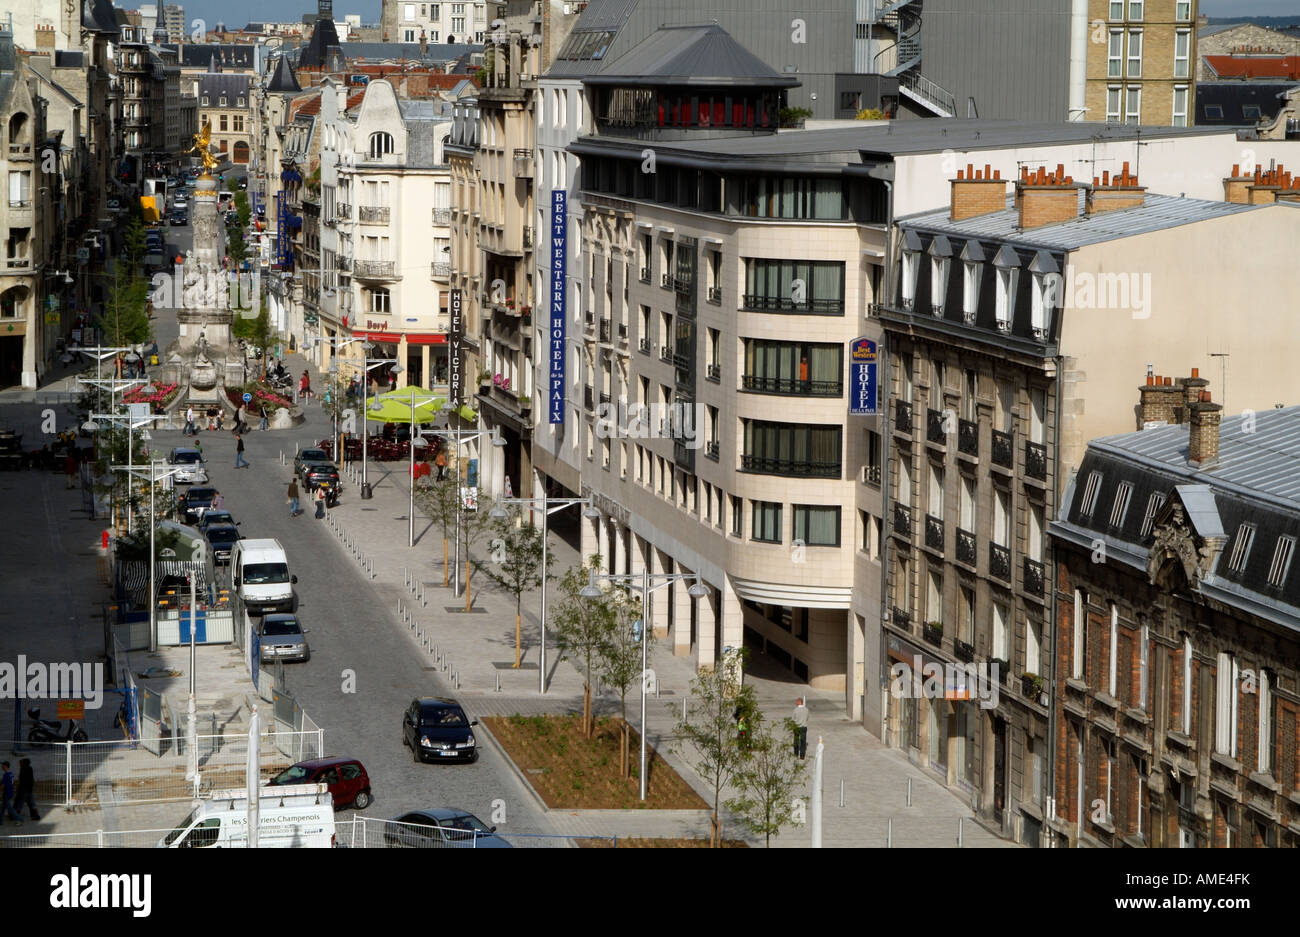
158;784;335;848
230;538;296;614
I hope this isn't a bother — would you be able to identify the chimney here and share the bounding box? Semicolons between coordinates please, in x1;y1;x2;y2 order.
419;29;428;55
1188;390;1223;467
1179;366;1208;423
1246;164;1286;204
949;163;1008;221
1223;163;1253;204
1015;164;1079;230
1138;372;1182;428
1086;161;1146;214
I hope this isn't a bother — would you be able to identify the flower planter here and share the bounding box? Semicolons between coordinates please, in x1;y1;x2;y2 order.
1021;673;1045;699
922;622;943;646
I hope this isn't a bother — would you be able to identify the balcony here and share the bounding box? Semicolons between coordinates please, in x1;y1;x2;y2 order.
740;294;843;315
1025;441;1048;481
661;272;673;289
583;385;594;412
335;202;351;220
707;286;722;304
893;504;912;540
927;408;947;445
638;338;650;355
7;143;32;160
430;261;451;278
740;455;841;479
512;148;534;178
741;376;842;396
956;528;977;567
954;639;975;663
353;260;400;281
336;256;352;272
639;266;651;284
617;322;628;341
599;318;611;343
1023;557;1045;597
892;607;912;633
706;363;721;383
431;207;451;225
523;225;533;251
924;514;944;552
958;418;979;457
992;430;1014;469
5;258;32;270
599;391;611;406
922;622;943;647
863;464;881;486
895;400;914;436
990;543;1011;583
659;344;673;363
583;310;595;332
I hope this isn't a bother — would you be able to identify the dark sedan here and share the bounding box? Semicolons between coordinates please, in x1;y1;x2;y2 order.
197;510;237;533
300;462;340;492
402;698;479;764
179;486;218;524
383;809;510;848
204;524;241;564
294;447;329;477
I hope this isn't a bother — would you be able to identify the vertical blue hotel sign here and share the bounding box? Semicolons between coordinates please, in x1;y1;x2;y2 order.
549;191;567;424
849;336;878;416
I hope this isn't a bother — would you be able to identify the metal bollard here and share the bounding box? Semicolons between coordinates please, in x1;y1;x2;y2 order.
369;558;375;579
495;672;500;693
957;817;963;848
907;778;912;808
887;818;892;848
455;670;460;690
840;779;845;808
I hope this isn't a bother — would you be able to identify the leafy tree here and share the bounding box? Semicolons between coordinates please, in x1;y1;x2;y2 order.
673;647;755;846
413;471;460;587
101;268;151;347
458;492;495;613
115;524;184;562
230;295;271;374
235;190;252;229
479;508;549;668
227;225;247;266
725;716;807;847
123;218;147;268
597;587;653;779
551;556;616;738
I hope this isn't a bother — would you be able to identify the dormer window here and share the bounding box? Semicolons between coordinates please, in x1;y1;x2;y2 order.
993;244;1020;332
899;229;921;309
960;240;983;324
928;235;951;317
369;132;394;158
1028;251;1059;341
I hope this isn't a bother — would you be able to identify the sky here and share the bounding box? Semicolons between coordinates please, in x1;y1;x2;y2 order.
129;0;1300;30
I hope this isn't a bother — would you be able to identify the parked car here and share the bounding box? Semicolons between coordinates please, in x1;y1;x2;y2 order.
169;210;187;226
167;447;208;484
300;462;340;492
269;757;371;810
178;486;218;524
383;810;510;848
294;448;330;477
197;510;237;532
173;194;188;209
238;178;247;190
256;613;310;663
402;698;479;764
204;523;241;565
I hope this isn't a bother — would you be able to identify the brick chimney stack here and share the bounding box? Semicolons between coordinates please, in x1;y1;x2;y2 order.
1015;164;1079;230
1223;163;1254;203
1179;367;1209;423
1188;390;1224;467
1139;373;1179;427
1086;162;1146;214
1246;164;1289;204
950;163;1007;222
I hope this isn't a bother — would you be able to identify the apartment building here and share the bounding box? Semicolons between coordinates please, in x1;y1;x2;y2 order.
1051;401;1300;848
197;71;253;165
118;25;174;167
317;77;453;388
381;0;488;45
1196;21;1300;81
1086;0;1199;127
254;55;304;274
273;90;321;351
446;95;482;396
875;162;1300;843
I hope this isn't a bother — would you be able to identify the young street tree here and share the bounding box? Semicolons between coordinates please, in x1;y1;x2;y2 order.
673;648;756;846
725;716;807;847
413;471;460;587
458;491;495;613
102;267;151;347
550;556;615;738
480;507;548;668
597;588;653;778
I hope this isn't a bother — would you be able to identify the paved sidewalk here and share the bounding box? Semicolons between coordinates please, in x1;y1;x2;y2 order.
301;412;1013;848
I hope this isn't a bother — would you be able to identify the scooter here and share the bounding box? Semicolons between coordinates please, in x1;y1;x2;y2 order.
27;707;88;744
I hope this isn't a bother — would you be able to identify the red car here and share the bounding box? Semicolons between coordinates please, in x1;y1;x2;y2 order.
269;757;372;810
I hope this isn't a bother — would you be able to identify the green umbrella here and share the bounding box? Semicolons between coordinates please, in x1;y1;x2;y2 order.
366;387;446;424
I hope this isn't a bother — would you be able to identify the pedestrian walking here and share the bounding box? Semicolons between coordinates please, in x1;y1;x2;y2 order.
434;448;447;482
234;433;248;469
1;762;22;825
184;405;196;436
212;491;224;509
64;452;78;489
287;478;300;517
233;405;244;433
259;405;269;432
313;485;326;519
792;697;809;760
14;758;38;820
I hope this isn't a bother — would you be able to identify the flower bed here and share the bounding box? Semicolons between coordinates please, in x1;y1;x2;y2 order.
122;382;179;412
228;385;295;412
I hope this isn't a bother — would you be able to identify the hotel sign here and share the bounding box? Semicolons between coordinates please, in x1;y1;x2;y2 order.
849;336;878;416
548;190;567;425
449;288;463;408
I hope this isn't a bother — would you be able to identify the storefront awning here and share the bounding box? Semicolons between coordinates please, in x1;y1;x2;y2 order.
351;331;448;345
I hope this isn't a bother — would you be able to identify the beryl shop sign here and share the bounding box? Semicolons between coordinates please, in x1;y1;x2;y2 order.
548;190;567;425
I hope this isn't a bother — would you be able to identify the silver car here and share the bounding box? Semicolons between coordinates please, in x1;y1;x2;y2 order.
168;447;208;484
258;614;310;663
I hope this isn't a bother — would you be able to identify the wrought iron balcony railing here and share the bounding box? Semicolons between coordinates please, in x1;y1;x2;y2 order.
927;408;947;444
925;514;944;551
893;504;912;540
740;455;841;479
990;542;1012;582
895;400;913;436
956;527;977;567
1023;557;1045;597
958;418;979;457
359;205;390;224
992;430;1013;468
1025;441;1048;481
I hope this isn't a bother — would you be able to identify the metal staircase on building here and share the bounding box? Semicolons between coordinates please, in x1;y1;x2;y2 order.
864;0;956;118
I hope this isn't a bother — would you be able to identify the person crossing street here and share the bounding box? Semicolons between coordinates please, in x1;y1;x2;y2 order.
234;433;249;469
287;477;301;517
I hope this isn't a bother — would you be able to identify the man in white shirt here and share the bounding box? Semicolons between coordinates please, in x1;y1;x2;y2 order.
184;405;196;436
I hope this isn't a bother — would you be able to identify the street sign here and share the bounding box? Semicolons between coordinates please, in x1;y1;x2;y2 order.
57;699;85;720
77;247;90;264
243;393;252;403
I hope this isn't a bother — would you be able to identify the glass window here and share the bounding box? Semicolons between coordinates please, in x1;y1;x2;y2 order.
742;421;842;478
730;495;743;536
1125;86;1142;126
743;258;845;314
961;262;980;316
1107;30;1123;78
1176;0;1191;20
743;340;843;395
1128;0;1143;20
1106;86;1121;122
1072;589;1088;679
728;175;848;220
1109;0;1124;19
993;602;1009;661
1174;30;1190;79
751;500;782;543
794;506;840;547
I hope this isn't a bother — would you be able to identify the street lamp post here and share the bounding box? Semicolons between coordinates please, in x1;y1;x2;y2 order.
110;459;182;652
435;414;506;597
581;568;708;800
491;493;599;694
92;411;163;533
358;348;394;500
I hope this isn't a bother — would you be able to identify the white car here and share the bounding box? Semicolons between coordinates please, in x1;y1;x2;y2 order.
167;446;208;484
173;195;188;209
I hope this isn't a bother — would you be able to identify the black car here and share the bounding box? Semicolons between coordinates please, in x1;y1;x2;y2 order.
179;486;218;524
300;462;340;492
294;447;329;477
169;210;187;226
204;523;241;564
402;698;479;764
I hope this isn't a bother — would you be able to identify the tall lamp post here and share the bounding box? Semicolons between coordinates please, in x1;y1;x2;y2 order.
88;411;163;533
357;345;395;500
490;493;599;694
581;568;708;800
436;407;506;596
110;459;182;652
370;387;441;548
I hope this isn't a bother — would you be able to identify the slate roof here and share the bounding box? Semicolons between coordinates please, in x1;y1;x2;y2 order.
1196;81;1298;125
197;74;252;101
163;44;257;70
582;24;798;88
299;11;342;68
267;55;302;94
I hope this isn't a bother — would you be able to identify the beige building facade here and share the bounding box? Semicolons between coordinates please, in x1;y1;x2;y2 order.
1085;0;1198;126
